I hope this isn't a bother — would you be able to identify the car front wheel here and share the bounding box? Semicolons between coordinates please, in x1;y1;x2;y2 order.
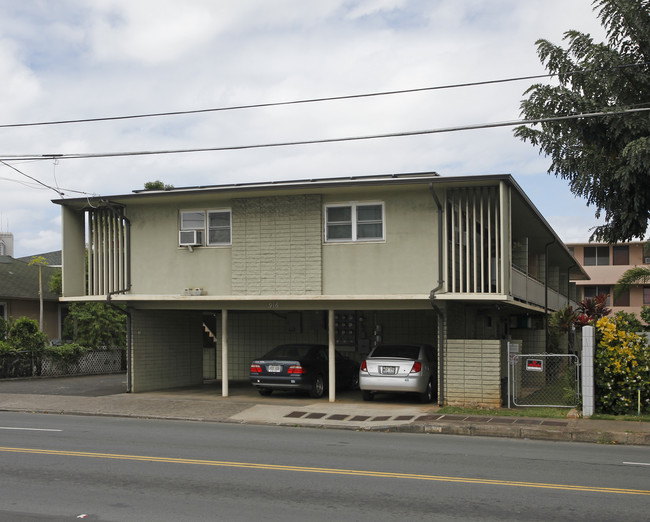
309;374;324;398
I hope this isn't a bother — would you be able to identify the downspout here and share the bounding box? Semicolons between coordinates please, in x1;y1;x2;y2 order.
544;238;555;353
429;183;445;406
567;264;576;354
105;210;132;392
107;293;132;393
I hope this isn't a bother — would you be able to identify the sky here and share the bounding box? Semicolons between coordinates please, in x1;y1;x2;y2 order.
0;0;610;258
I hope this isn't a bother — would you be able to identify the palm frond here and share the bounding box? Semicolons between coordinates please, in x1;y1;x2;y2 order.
613;267;650;300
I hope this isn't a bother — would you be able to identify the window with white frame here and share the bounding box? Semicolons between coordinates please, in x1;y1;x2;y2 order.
325;202;384;242
207;210;231;245
179;209;231;246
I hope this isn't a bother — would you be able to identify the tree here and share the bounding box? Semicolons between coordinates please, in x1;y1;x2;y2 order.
63;302;127;349
613;265;650;300
49;269;62;296
144;180;174;190
515;0;650;243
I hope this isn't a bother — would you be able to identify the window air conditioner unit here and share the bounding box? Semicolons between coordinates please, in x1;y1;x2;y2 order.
179;230;200;246
644;257;650;264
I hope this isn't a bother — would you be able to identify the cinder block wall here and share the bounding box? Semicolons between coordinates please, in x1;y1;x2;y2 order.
131;310;204;392
213;311;329;380
231;195;322;295
445;339;501;407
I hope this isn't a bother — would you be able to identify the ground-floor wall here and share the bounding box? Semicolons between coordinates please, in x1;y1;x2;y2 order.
131;310;204;392
445;339;502;407
131;302;561;408
206;309;438;381
440;301;549;407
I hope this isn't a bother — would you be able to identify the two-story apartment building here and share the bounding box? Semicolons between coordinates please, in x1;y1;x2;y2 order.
567;241;649;317
54;172;587;406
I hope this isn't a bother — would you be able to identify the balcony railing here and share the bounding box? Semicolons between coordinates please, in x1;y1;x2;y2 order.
512;267;571;311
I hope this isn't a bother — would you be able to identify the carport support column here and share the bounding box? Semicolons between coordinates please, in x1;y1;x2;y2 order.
222;309;229;398
328;309;336;402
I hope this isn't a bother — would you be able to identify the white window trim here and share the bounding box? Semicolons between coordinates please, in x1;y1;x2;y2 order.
179;208;232;247
324;201;385;243
206;209;232;246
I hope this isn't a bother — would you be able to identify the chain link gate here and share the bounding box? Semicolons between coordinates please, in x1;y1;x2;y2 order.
508;353;580;408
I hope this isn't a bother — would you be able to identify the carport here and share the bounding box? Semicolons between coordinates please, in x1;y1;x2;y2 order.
122;297;439;403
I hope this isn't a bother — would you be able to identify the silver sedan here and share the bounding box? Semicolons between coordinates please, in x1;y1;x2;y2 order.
359;343;437;403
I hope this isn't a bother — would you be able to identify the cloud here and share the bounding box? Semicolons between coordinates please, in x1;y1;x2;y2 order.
88;0;221;64
0;0;615;257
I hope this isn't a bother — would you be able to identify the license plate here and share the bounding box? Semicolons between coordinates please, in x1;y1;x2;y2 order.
380;366;398;375
267;365;282;373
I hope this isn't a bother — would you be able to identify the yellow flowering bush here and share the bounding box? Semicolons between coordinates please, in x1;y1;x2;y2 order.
595;316;650;414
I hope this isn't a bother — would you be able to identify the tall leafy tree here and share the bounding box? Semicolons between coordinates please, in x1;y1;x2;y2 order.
515;0;650;242
63;303;126;349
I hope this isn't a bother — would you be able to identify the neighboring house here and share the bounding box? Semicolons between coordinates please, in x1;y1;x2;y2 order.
54;172;587;406
18;250;62;268
567;241;649;317
0;255;61;340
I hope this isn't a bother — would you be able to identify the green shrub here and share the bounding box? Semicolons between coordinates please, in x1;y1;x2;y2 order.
0;316;7;339
7;317;48;353
595;316;650;415
44;343;89;364
0;340;16;354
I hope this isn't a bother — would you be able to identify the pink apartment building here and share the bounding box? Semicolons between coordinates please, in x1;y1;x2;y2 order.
567;241;650;317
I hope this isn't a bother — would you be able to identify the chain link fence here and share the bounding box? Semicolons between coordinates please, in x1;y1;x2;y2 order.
509;353;580;408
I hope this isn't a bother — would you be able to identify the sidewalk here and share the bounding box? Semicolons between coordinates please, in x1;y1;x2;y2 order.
0;374;648;446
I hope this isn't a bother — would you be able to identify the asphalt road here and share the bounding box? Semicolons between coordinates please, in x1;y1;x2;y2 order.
0;412;648;521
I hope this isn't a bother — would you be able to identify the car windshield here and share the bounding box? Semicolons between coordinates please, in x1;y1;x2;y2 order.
371;345;420;359
267;345;316;359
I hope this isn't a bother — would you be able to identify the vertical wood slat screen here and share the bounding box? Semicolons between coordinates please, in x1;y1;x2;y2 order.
446;187;501;294
87;207;129;296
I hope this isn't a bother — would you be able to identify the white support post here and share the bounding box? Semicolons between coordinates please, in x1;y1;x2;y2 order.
582;325;595;417
328;309;336;403
221;309;229;398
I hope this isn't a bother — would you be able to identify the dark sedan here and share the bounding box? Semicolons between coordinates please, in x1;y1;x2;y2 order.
250;344;359;398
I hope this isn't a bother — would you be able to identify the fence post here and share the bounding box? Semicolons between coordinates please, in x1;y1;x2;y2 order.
581;325;595;417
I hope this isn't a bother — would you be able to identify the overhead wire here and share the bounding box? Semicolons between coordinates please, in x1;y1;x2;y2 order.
1;105;648;162
0;61;647;193
0;160;95;197
0;61;647;129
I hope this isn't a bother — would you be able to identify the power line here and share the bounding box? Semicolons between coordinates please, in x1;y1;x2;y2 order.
0;160;63;195
0;62;647;129
1;106;647;162
0;160;94;197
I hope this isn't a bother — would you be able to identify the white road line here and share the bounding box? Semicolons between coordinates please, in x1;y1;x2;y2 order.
623;462;650;467
0;427;62;432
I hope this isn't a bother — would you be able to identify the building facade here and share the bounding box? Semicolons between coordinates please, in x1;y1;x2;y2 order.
567;241;649;317
55;173;586;406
